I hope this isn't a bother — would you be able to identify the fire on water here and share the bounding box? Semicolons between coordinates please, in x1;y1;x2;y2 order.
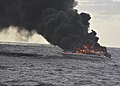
64;44;111;59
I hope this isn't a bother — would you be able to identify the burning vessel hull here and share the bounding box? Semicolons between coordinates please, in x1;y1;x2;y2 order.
62;52;111;60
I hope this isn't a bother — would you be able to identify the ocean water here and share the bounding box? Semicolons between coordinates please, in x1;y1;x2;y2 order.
0;43;120;86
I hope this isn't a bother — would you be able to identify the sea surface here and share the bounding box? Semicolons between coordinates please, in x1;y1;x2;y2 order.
0;43;120;86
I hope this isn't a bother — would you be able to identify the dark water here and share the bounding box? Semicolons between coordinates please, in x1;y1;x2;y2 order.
0;43;120;86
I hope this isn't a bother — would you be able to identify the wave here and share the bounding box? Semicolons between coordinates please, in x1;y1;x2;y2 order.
0;51;43;57
0;42;63;58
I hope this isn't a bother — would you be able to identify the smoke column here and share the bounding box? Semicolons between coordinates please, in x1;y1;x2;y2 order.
0;0;110;56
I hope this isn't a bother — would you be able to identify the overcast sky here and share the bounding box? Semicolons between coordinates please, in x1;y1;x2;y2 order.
76;0;120;48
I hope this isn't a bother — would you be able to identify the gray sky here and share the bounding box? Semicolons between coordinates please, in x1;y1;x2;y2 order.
76;0;120;48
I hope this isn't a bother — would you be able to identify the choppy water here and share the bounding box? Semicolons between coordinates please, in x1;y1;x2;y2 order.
0;43;120;86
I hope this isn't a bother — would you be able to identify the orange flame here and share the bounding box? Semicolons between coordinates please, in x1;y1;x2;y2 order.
65;44;111;58
73;44;106;56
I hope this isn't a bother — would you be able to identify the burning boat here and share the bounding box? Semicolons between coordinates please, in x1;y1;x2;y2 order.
62;52;111;60
0;0;111;60
62;44;111;60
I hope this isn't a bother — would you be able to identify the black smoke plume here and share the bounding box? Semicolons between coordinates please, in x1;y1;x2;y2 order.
0;0;110;57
